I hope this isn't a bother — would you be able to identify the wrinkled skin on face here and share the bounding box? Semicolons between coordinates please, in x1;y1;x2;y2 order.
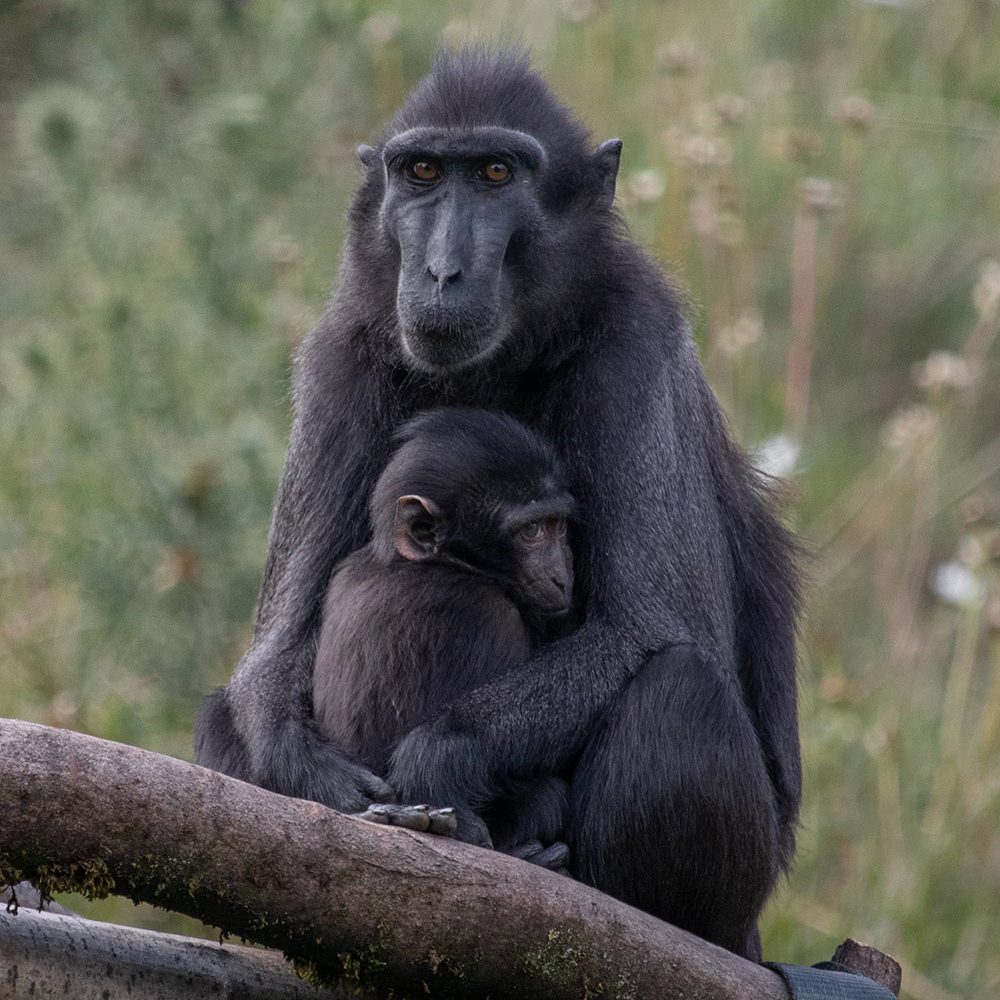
359;126;621;374
390;481;574;618
505;513;574;618
405;498;575;617
373;126;547;373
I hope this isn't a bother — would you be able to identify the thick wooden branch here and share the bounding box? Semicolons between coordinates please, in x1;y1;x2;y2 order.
0;907;328;999
0;720;894;998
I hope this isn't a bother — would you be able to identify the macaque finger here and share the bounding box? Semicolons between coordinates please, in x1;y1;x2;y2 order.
357;805;392;825
531;842;570;870
506;839;544;861
384;803;432;831
427;807;458;835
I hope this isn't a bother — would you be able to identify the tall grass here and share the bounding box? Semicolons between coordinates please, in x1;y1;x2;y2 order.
1;2;998;996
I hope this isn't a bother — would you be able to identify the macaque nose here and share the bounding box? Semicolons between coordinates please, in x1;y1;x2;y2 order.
426;262;462;285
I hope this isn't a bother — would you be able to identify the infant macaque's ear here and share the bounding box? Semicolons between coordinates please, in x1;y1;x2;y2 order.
393;495;443;561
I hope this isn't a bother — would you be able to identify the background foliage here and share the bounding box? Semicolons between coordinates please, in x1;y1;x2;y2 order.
2;2;999;997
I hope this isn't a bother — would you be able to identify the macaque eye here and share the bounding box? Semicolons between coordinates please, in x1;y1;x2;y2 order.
479;160;511;183
409;159;442;182
518;520;543;540
548;517;567;537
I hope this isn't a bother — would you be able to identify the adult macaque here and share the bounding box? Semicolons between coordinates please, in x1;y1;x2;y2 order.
196;49;800;958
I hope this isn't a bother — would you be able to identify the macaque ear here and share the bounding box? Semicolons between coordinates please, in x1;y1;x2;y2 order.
357;144;378;167
592;138;622;210
393;495;443;562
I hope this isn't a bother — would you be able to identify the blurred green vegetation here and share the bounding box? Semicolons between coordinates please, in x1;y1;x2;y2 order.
2;1;999;996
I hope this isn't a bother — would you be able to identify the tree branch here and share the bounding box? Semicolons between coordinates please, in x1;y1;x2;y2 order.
0;907;329;999
0;720;895;999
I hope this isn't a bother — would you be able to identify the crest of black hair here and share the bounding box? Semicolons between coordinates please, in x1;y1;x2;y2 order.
390;47;592;169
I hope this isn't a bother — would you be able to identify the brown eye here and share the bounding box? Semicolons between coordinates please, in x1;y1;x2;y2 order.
409;159;441;182
481;161;511;183
518;521;543;540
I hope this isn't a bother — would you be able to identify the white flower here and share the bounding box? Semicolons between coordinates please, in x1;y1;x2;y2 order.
913;350;974;392
798;177;846;212
656;40;703;77
882;404;938;453
833;95;876;129
717;312;763;356
627;169;666;203
931;562;984;608
361;12;400;47
681;134;732;170
753;434;801;479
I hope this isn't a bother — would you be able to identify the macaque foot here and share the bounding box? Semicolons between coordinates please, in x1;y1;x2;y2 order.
505;839;570;872
356;803;458;836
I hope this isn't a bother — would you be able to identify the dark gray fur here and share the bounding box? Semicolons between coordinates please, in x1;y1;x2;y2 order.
195;48;800;959
313;407;573;849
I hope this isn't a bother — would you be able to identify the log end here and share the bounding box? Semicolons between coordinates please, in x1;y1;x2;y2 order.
832;938;903;997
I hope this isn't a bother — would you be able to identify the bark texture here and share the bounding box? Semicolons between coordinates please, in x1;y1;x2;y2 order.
0;719;896;999
0;907;327;999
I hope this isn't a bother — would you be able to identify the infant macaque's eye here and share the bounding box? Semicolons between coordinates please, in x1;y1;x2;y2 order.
518;521;543;540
